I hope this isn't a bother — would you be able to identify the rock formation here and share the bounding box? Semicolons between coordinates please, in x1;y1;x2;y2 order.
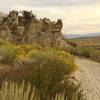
0;10;66;48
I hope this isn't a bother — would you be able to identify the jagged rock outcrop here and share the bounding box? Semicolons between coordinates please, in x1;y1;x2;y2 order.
0;10;66;48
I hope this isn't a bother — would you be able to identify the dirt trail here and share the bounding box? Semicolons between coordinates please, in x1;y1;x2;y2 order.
75;58;100;100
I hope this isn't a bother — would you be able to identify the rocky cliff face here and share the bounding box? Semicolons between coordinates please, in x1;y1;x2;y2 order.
0;10;66;48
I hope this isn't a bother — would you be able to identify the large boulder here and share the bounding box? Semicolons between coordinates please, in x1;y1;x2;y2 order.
0;10;66;48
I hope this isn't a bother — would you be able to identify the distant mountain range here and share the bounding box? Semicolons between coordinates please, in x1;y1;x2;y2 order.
64;33;100;39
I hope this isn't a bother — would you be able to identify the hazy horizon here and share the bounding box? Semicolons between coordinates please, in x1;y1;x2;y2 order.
0;0;100;35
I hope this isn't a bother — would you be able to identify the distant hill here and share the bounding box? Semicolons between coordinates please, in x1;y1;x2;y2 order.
69;36;100;47
64;34;81;39
64;33;100;39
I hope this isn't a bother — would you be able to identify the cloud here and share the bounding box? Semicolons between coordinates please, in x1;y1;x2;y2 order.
0;0;100;34
1;0;100;7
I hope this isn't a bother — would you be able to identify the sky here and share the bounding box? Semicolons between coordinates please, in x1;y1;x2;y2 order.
0;0;100;35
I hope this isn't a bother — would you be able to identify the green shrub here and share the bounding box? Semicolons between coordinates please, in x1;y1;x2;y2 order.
79;47;93;57
13;49;77;99
67;46;93;57
90;50;100;62
65;46;77;55
18;50;69;99
67;46;100;62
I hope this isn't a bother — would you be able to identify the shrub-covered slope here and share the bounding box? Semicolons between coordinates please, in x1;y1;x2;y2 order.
0;39;79;100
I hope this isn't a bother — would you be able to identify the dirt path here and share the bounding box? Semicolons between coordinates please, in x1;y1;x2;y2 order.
75;58;100;100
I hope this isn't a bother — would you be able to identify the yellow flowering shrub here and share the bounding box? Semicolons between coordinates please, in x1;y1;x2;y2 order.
0;40;79;100
13;49;77;99
0;43;21;64
44;49;78;72
19;43;42;53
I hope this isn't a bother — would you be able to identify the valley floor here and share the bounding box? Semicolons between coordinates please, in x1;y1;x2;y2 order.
75;58;100;100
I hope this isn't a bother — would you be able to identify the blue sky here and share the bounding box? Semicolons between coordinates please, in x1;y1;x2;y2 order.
0;0;100;34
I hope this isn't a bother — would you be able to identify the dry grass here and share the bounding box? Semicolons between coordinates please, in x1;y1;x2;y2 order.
69;36;100;47
0;81;37;100
0;81;86;100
